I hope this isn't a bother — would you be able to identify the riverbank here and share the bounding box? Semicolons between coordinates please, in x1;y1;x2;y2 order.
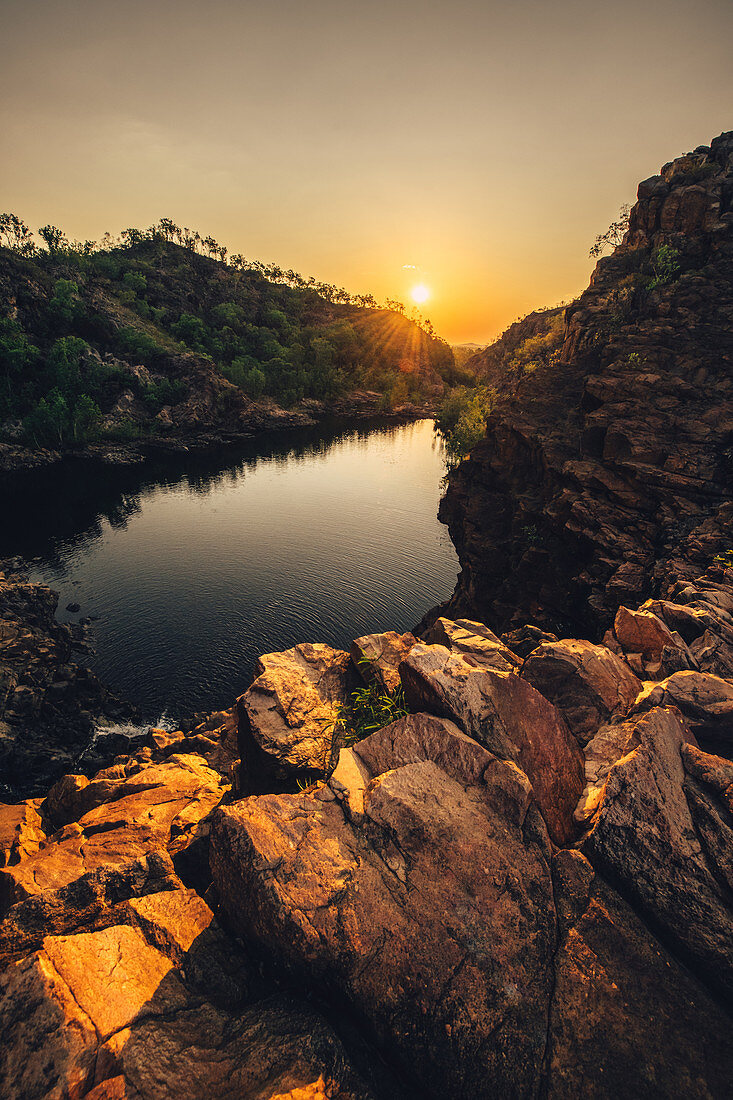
0;390;437;476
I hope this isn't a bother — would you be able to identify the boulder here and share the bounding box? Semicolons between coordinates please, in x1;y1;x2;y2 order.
350;630;417;693
500;624;559;658
1;754;226;909
238;643;354;783
613;605;697;676
630;669;733;750
581;706;733;1000
521;638;641;744
421;617;520;670
546;850;733;1098
399;643;583;844
211;721;557;1100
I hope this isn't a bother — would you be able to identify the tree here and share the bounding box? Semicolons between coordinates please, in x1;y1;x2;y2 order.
38;225;69;252
0;213;35;254
589;204;631;258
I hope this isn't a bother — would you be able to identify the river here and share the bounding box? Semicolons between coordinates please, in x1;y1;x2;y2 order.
1;418;458;720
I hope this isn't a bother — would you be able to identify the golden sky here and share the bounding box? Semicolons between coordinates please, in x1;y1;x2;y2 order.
2;0;732;343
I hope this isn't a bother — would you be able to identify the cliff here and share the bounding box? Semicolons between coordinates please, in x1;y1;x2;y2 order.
439;131;733;636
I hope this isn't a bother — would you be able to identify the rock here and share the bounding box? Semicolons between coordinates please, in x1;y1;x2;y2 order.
500;624;558;658
572;718;639;827
211;722;557;1100
0;571;138;799
350;631;416;692
399;642;583;844
581;706;733;1000
0;914;383;1100
0;799;45;871
65;602;81;613
613;604;697;676
547;850;733;1098
521;638;641;744
238;643;354;784
630;669;733;750
421;617;520;670
0;852;180;967
1;754;227;909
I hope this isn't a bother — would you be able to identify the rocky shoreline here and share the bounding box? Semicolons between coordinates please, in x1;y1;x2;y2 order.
0;393;437;477
1;559;733;1096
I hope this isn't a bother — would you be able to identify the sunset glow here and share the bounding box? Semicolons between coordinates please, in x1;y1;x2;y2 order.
411;283;431;304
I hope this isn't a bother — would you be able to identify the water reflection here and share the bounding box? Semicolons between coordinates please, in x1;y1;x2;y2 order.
1;419;457;719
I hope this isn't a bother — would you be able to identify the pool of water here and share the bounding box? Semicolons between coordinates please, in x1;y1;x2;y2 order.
1;418;458;720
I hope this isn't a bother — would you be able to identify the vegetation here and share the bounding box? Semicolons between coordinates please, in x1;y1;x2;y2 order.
333;681;409;750
590;204;631;258
0;214;459;447
435;385;495;465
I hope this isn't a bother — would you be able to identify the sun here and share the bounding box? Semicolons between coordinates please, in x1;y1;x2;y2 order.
410;283;430;304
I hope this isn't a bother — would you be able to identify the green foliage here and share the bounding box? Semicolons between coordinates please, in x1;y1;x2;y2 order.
122;270;147;295
647;245;681;290
333;681;409;751
141;377;186;411
116;326;165;364
436;385;494;465
713;549;733;569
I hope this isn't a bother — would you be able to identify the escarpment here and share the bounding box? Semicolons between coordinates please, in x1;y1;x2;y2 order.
440;131;733;636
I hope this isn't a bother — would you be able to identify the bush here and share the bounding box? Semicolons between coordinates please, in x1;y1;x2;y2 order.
333;682;409;750
436;386;494;465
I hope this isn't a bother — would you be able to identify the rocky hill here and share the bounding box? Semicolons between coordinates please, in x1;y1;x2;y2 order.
0;230;457;471
439;131;733;637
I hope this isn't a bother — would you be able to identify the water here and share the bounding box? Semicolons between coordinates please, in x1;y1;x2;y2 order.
1;419;458;720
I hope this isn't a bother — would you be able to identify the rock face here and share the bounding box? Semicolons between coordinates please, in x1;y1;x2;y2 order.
237;643;354;785
212;717;557;1100
521;638;641;744
582;706;733;999
438;132;733;636
399;642;584;844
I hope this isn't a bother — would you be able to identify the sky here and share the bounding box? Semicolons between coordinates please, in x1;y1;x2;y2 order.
2;0;732;344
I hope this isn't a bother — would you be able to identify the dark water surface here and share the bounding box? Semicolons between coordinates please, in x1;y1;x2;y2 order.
1;419;458;721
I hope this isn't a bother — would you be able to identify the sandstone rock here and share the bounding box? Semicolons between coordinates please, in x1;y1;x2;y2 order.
238;643;354;782
0;852;180;966
613;605;697;676
211;728;557;1099
421;616;520;670
630;669;733;750
500;624;558;658
1;754;226;907
521;638;642;744
573;718;639;827
0;919;383;1100
399;643;583;844
547;850;733;1098
350;631;416;692
581;706;733;999
0;799;45;870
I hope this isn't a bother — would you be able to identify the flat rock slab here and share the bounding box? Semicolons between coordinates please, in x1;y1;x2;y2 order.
399;642;583;845
238;643;353;780
211;719;557;1100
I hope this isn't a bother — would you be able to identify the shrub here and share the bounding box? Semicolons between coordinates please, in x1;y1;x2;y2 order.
333;681;409;751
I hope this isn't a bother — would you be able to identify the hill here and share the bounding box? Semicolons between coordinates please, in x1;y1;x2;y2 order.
0;224;458;462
